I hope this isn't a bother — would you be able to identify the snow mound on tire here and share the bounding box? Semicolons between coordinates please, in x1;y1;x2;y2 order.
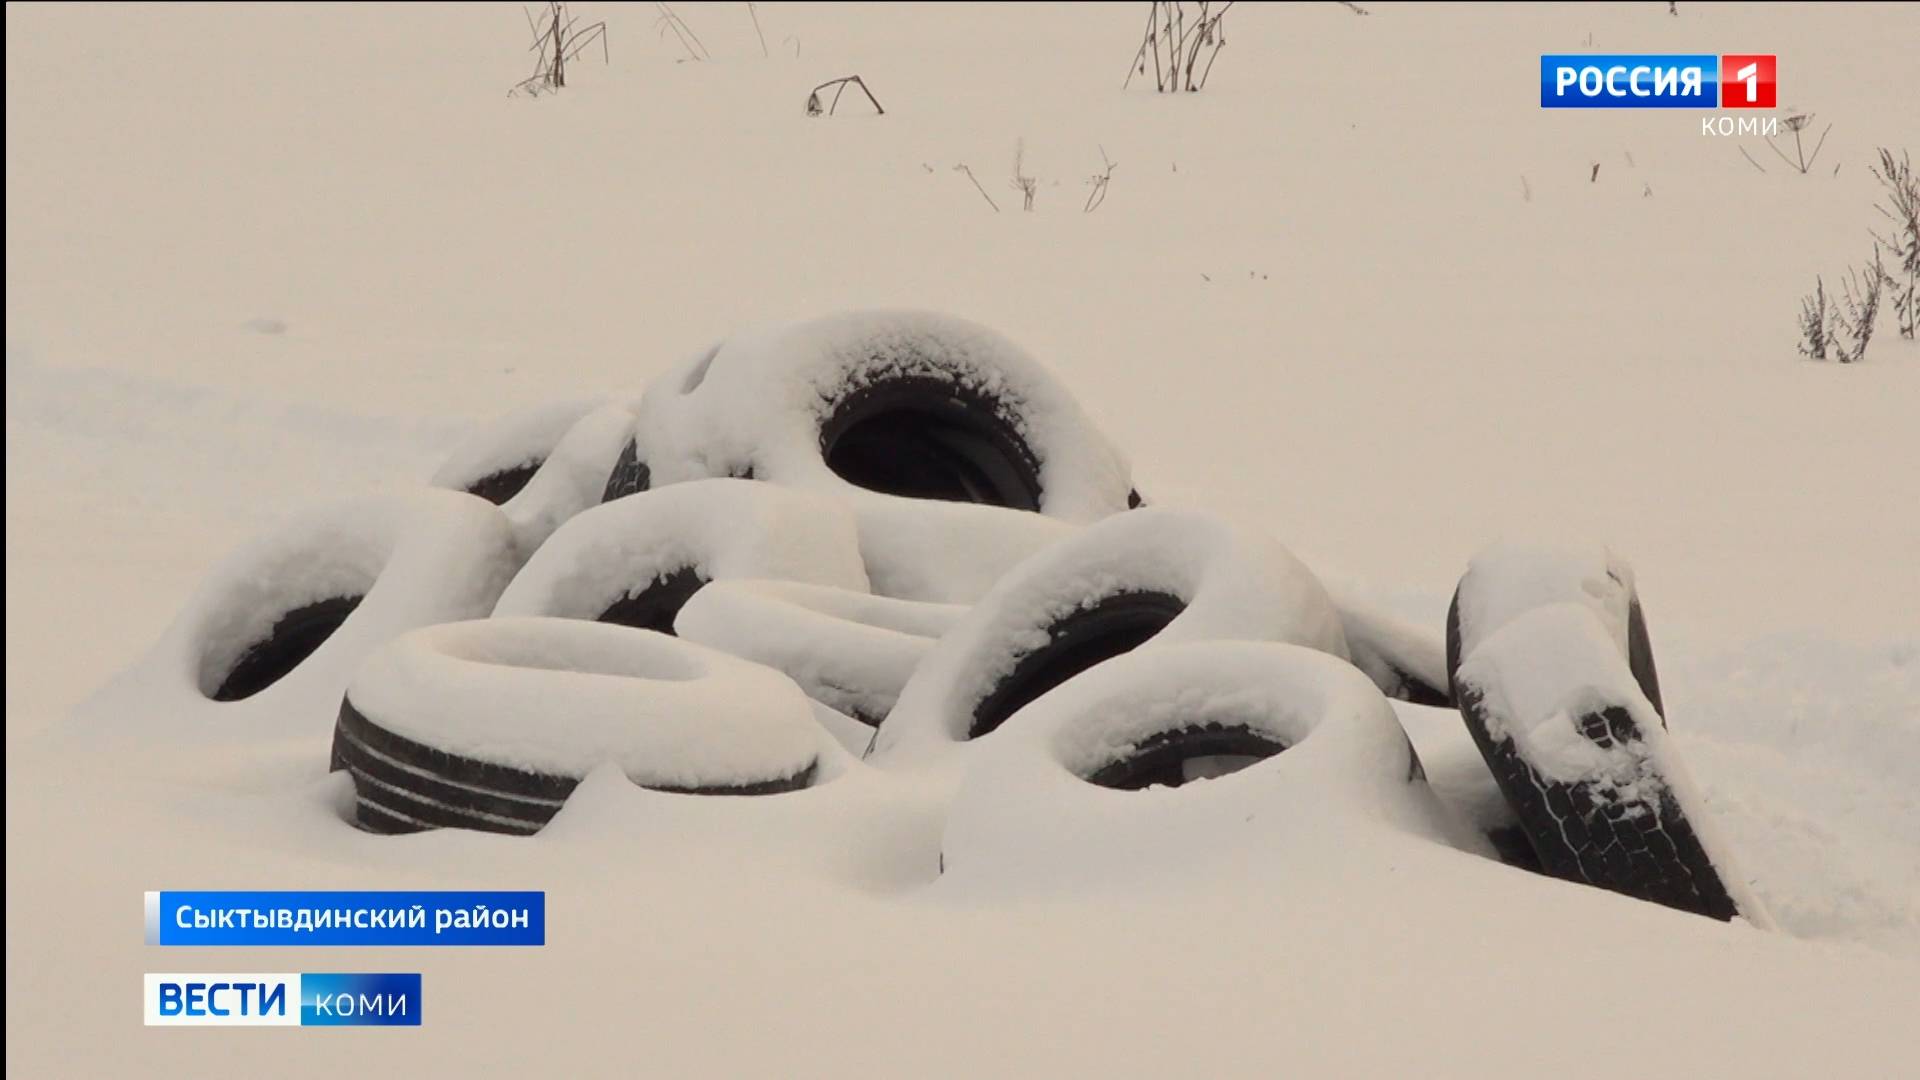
78;489;520;738
493;478;869;622
634;309;1134;521
430;397;606;500
346;617;825;788
675;578;964;727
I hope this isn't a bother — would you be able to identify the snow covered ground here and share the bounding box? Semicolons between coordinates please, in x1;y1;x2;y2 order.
6;2;1917;1076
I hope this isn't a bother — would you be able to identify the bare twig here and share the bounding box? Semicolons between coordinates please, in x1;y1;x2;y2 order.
654;2;709;61
1806;123;1833;170
1334;1;1370;13
747;2;768;57
1738;145;1768;174
954;164;1000;212
806;75;884;117
1011;139;1037;211
1798;277;1831;361
512;2;609;96
1128;2;1234;92
1765;114;1832;174
1833;248;1885;362
1869;148;1918;338
1084;146;1118;212
1124;3;1157;89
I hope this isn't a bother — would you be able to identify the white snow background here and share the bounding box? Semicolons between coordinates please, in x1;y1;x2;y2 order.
6;2;1918;1077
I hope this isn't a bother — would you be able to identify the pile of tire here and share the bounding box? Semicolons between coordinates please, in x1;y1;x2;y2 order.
136;308;1766;925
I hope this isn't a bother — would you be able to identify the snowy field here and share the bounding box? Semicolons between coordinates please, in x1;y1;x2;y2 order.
6;2;1918;1076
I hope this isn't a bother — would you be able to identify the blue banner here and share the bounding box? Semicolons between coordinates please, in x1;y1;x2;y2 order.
1540;54;1719;108
146;891;544;946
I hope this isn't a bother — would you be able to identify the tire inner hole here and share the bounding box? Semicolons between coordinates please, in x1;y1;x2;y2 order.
212;595;364;702
1082;723;1288;790
596;567;709;635
821;378;1043;511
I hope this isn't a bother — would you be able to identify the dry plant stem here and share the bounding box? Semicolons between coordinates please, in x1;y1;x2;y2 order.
1151;4;1167;90
807;75;884;116
748;2;768;57
654;2;709;61
1012;139;1037;211
955;165;999;212
1767;120;1831;174
1198;31;1227;87
1833;249;1885;361
1129;2;1233;92
1868;148;1918;338
1124;4;1157;88
1084;147;1118;212
1798;277;1830;361
513;2;608;96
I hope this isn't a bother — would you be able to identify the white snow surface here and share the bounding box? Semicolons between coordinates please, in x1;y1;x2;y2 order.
634;308;1135;520
8;3;1920;1077
492;478;869;619
876;507;1350;762
674;578;963;726
347;618;825;787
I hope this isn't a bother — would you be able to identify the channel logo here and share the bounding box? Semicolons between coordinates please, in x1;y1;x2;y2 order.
1540;54;1775;108
144;973;421;1027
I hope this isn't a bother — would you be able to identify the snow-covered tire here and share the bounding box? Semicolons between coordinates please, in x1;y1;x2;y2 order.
492;478;869;633
1444;543;1765;923
634;311;1136;520
846;497;1081;604
941;642;1448;882
431;398;605;506
429;397;645;557
334;618;824;835
486;401;643;558
674;579;965;728
1331;595;1453;707
173;490;519;706
874;509;1350;762
1446;542;1665;718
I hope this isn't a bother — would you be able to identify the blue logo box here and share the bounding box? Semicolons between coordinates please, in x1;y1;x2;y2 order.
146;973;422;1026
1540;54;1718;108
301;973;422;1027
